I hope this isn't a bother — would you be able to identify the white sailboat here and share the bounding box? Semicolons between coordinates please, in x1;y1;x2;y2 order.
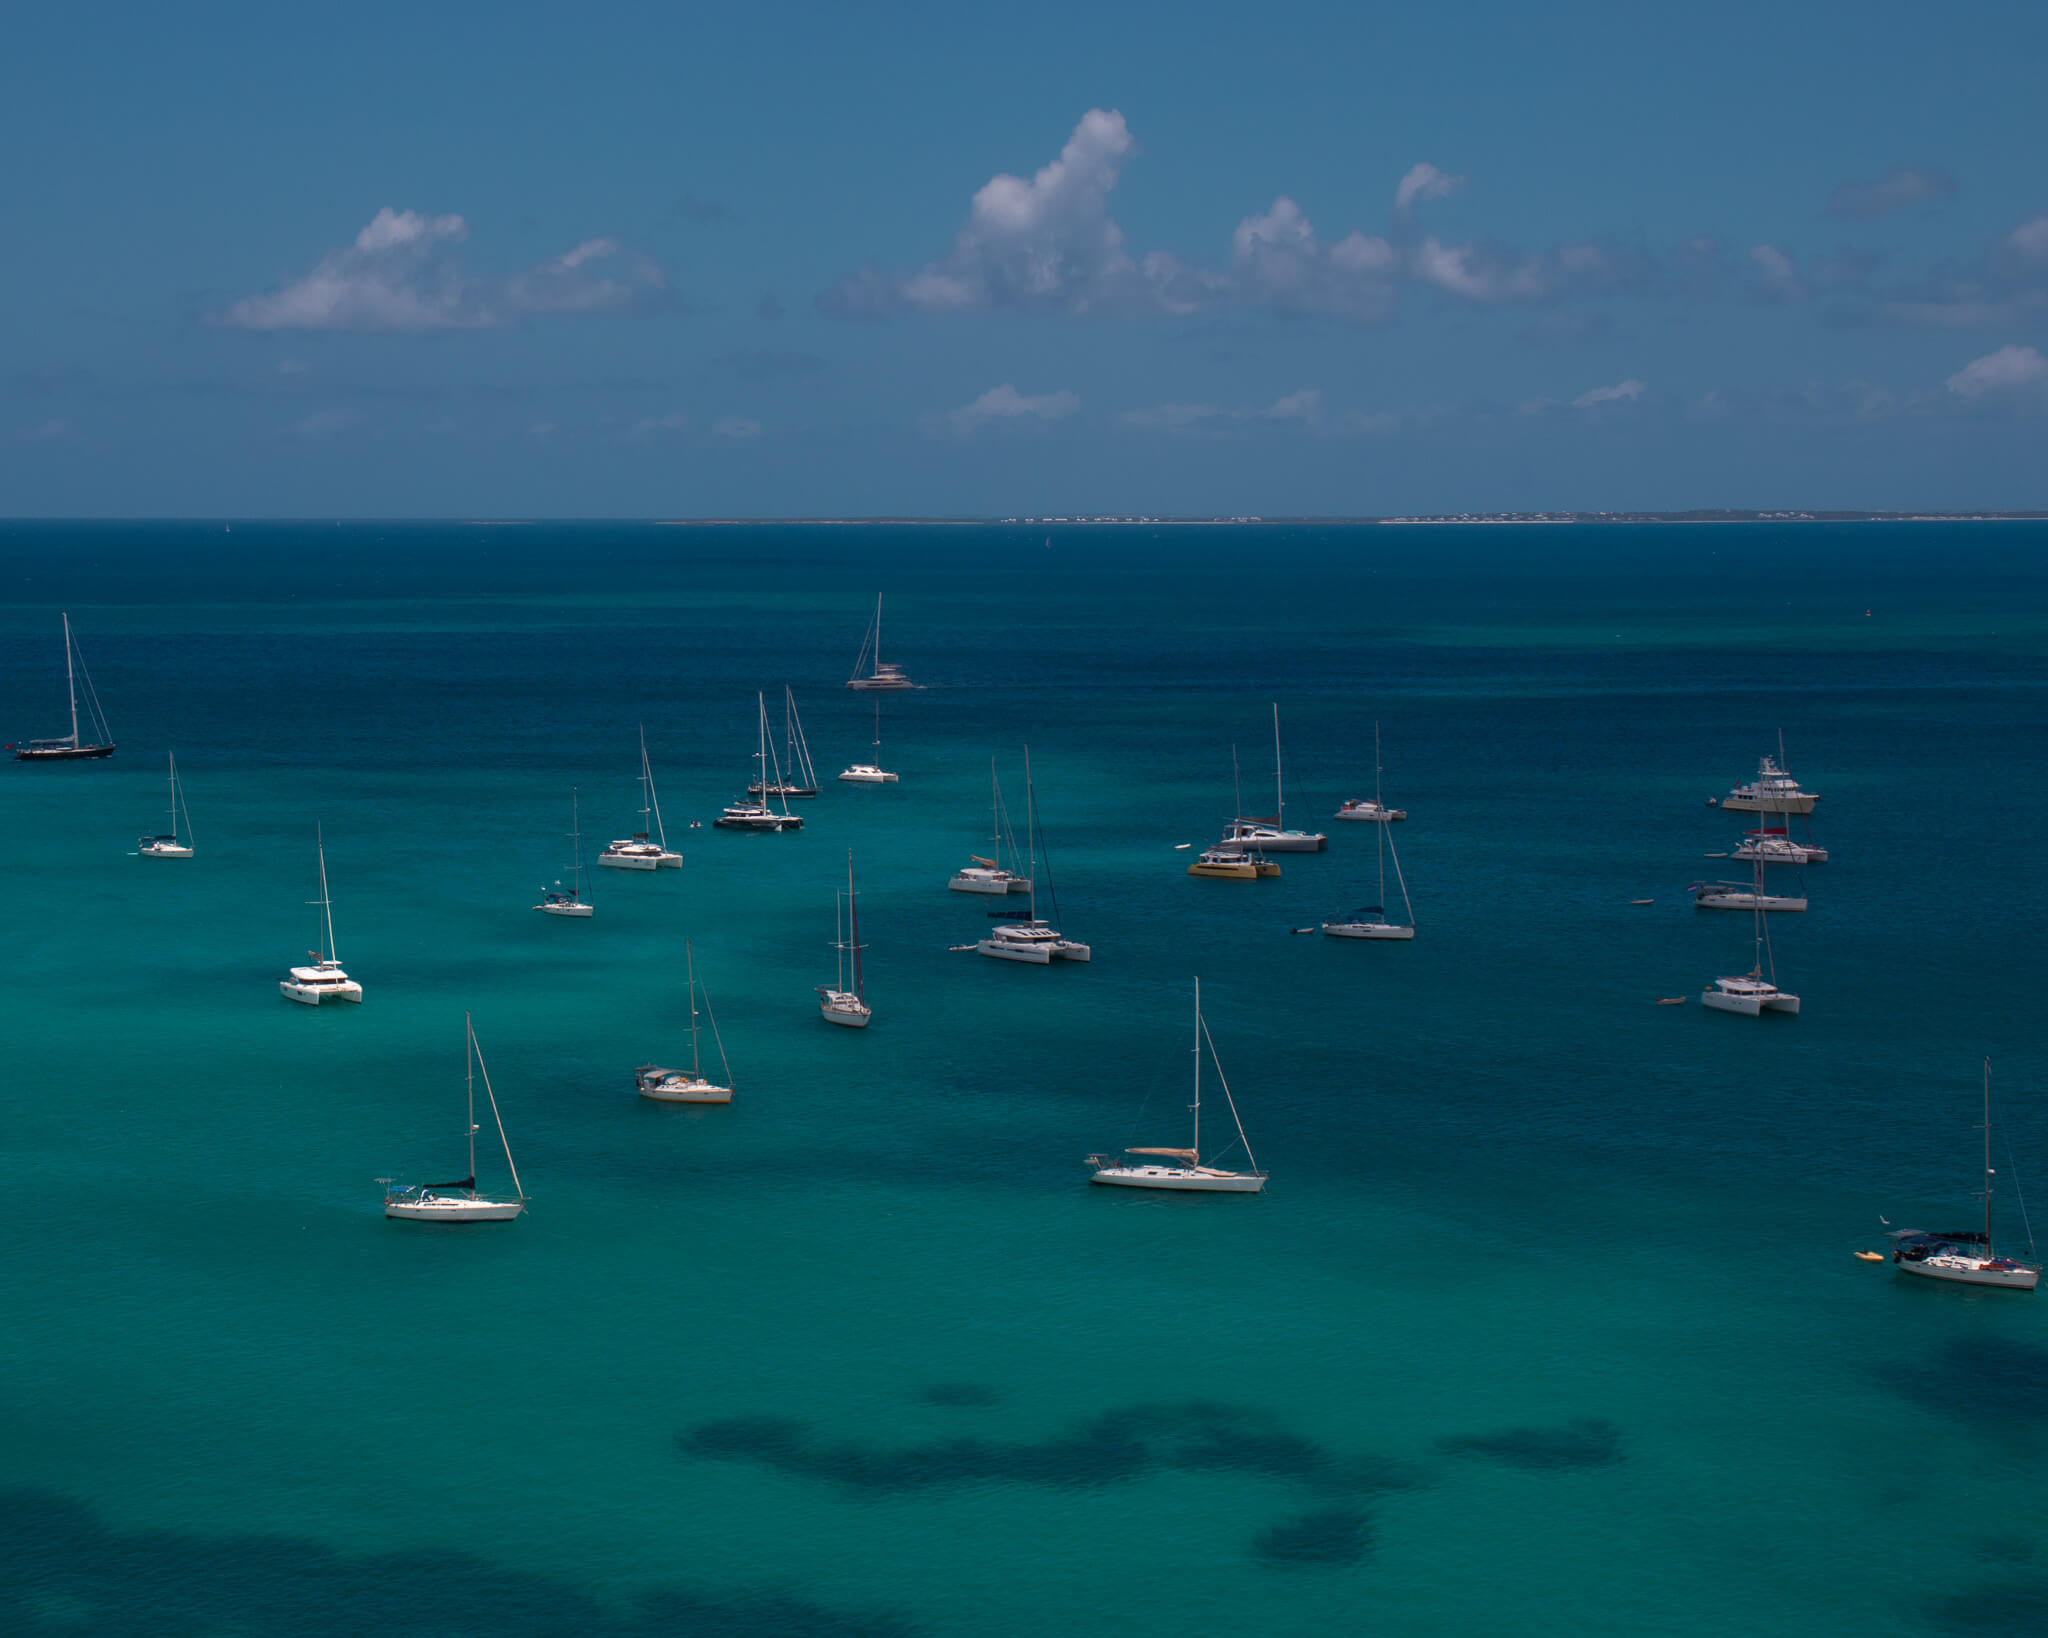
1087;979;1267;1192
1324;728;1414;939
12;612;116;761
818;850;872;1028
1335;723;1407;820
138;752;195;858
1690;880;1806;912
637;940;734;1102
950;760;1033;894
839;697;900;783
717;693;805;830
978;748;1091;964
384;1014;527;1222
535;789;595;915
281;826;362;1003
1221;704;1326;851
1886;1061;2040;1289
1701;867;1799;1015
600;728;683;869
749;686;821;799
846;594;917;689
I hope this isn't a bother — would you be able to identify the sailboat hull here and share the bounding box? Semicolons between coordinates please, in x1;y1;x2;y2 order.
537;901;594;917
949;871;1029;894
1894;1256;2039;1290
280;980;363;1004
1090;1166;1267;1193
598;852;659;871
820;1000;872;1027
1322;922;1414;940
14;743;115;760
638;1080;733;1103
140;841;194;858
386;1197;525;1222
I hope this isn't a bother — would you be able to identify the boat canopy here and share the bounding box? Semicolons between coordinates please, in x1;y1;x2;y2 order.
1127;1147;1199;1161
424;1174;476;1192
1886;1228;1989;1245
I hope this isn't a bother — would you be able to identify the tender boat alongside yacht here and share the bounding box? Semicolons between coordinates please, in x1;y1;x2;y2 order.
1087;979;1266;1193
637;941;735;1102
599;729;683;869
281;828;362;1004
383;1015;527;1222
1886;1062;2039;1290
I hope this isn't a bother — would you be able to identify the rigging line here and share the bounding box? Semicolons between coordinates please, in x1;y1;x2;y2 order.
1033;794;1063;928
2009;1141;2039;1257
701;975;733;1089
471;1029;525;1201
72;639;113;743
1197;1013;1258;1172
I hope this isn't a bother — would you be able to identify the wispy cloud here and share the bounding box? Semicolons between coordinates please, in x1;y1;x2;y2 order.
215;208;670;332
1946;344;2048;398
712;416;763;441
628;411;690;441
940;383;1080;437
289;407;364;440
1826;166;1956;220
1394;162;1464;221
1571;379;1647;409
1120;401;1224;429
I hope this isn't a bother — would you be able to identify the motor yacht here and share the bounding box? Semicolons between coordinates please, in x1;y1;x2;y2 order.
1334;798;1405;822
1187;847;1271;880
1723;754;1818;814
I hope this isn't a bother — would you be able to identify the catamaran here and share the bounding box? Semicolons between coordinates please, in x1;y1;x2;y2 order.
717;693;805;830
1221;705;1326;852
637;940;734;1102
384;1014;527;1222
281;826;362;1003
12;612;115;760
846;594;917;689
1335;724;1406;820
138;752;195;858
839;696;900;783
1188;846;1278;880
818;850;872;1028
978;748;1090;964
1325;729;1415;938
1731;826;1827;867
748;686;820;799
1087;979;1266;1192
1886;1061;2039;1289
950;760;1033;894
535;790;595;915
1700;866;1799;1015
600;728;683;869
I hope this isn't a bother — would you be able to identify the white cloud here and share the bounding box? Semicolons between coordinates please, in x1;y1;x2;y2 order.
290;408;364;440
1825;166;1956;220
1412;236;1547;302
1945;344;2048;398
2008;216;2048;264
216;207;668;332
1262;387;1323;423
1748;244;1804;302
1120;402;1222;429
277;358;309;375
1572;379;1646;409
628;411;690;441
528;421;555;442
1232;198;1398;319
944;383;1080;436
1394;162;1464;220
712;416;763;441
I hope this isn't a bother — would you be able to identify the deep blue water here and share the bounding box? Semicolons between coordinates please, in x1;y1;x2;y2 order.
3;520;2047;1637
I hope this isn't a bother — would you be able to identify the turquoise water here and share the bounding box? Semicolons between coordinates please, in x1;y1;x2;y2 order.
4;520;2046;1637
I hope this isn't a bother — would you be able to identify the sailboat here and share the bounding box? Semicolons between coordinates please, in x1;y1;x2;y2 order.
1700;864;1799;1015
950;759;1033;894
748;686;820;799
1690;878;1807;912
1221;704;1326;852
281;826;362;1003
138;753;195;858
817;850;872;1027
1886;1061;2040;1289
1087;979;1266;1192
384;1014;527;1222
534;789;595;916
839;697;900;783
716;693;805;830
1324;727;1414;938
12;612;116;760
637;940;735;1101
978;748;1090;963
846;594;917;689
1191;745;1280;878
600;728;683;869
1335;723;1407;820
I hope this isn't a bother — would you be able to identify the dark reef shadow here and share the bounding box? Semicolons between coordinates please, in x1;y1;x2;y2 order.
1887;1337;2048;1427
1251;1508;1373;1568
916;1383;1000;1408
1926;1577;2048;1634
1435;1416;1623;1469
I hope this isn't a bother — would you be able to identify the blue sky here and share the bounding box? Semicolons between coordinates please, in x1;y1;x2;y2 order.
3;0;2045;516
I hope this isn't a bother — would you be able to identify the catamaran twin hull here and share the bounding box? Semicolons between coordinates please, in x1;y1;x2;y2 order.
949;868;1031;895
977;930;1091;963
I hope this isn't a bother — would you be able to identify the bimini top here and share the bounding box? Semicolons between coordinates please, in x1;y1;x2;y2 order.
1886;1229;1989;1246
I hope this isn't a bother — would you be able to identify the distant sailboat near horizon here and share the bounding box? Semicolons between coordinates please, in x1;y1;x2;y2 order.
638;940;735;1102
1325;725;1414;939
1087;978;1267;1192
599;728;683;869
281;825;361;1004
11;612;115;760
818;850;872;1028
535;789;595;915
383;1014;527;1222
846;594;917;690
138;752;195;858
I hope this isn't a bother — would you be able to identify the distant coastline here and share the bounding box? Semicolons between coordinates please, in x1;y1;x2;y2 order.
650;509;2048;526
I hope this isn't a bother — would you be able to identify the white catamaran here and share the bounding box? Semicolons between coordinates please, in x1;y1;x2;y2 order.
846;594;917;690
638;940;735;1102
13;612;115;761
281;826;362;1004
977;748;1091;964
1088;979;1267;1192
1700;866;1800;1016
839;696;900;783
1886;1061;2040;1289
950;759;1033;895
600;728;683;869
818;850;873;1028
1221;704;1326;852
535;789;595;915
138;752;195;858
1325;727;1414;939
384;1014;527;1222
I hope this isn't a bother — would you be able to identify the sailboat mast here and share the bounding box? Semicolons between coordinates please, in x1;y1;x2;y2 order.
848;850;864;1000
570;788;584;895
1023;747;1039;922
834;890;845;992
63;613;79;747
1985;1058;1994;1250
466;1013;479;1186
317;825;338;963
1272;704;1284;831
167;753;178;839
642;730;669;849
1192;978;1202;1161
687;940;702;1078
